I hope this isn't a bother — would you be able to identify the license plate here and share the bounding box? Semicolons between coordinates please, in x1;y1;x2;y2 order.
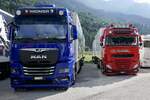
120;72;125;74
34;77;43;80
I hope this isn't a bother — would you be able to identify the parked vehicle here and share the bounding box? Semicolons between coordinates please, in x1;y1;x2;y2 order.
94;24;143;75
0;14;10;79
92;28;104;67
141;35;150;68
9;5;85;90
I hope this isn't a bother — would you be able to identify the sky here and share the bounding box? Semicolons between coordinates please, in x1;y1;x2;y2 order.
134;0;150;4
104;0;150;4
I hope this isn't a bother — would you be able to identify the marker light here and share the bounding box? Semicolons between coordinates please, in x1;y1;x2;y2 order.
133;64;139;69
50;9;54;13
109;31;112;34
106;65;112;69
16;10;21;15
59;10;64;16
59;68;69;73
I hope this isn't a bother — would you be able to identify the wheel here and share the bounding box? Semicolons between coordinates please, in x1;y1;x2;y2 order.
97;60;102;69
101;63;106;74
76;62;82;74
97;64;101;69
72;66;76;85
14;88;28;92
54;87;69;91
77;66;82;74
0;72;5;80
0;63;9;80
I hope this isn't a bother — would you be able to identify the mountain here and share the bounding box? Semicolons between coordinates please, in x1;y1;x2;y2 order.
35;0;150;25
34;0;150;48
1;0;150;48
77;0;150;19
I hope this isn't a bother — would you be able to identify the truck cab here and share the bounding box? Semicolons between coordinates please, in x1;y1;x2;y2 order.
0;14;10;79
9;5;85;90
100;24;142;75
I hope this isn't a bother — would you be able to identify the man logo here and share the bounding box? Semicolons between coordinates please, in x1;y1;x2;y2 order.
35;49;43;53
30;55;47;59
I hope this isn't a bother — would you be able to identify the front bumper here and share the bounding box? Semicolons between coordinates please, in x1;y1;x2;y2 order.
11;73;72;88
10;61;75;89
103;61;140;75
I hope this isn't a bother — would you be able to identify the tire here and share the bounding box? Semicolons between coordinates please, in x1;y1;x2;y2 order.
72;66;76;85
55;87;69;91
97;64;101;69
101;62;106;74
77;66;82;74
97;60;102;69
0;63;10;80
14;88;28;92
76;62;82;74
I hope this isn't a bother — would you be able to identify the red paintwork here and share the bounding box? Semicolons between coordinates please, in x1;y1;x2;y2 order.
100;25;142;75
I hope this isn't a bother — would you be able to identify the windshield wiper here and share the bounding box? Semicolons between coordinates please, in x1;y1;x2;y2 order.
14;37;35;42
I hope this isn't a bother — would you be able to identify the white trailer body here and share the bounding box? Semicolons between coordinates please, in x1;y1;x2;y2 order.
0;14;10;79
92;28;105;63
141;35;150;67
71;12;85;73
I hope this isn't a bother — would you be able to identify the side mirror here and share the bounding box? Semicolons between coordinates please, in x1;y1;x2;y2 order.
72;25;78;40
100;43;103;46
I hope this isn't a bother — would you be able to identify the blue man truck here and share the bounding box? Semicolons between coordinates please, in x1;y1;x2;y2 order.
9;5;85;90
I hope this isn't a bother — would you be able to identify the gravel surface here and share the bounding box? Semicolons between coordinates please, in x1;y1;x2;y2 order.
1;49;150;100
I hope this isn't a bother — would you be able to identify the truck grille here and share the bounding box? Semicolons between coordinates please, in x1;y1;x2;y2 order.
19;48;59;67
115;60;131;70
112;54;134;58
23;66;55;76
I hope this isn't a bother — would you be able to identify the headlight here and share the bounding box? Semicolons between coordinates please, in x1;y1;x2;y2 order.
16;10;21;15
133;64;139;69
106;64;112;69
50;9;54;13
59;10;64;16
59;68;69;73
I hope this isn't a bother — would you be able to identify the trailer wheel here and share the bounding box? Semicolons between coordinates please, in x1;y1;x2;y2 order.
0;63;10;80
101;62;106;74
72;66;76;85
97;64;101;69
97;60;102;69
76;62;82;74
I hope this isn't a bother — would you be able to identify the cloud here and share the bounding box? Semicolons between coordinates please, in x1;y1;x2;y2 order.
104;0;111;2
134;0;150;4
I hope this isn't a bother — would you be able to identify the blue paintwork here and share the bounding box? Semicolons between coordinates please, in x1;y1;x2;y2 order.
10;7;77;89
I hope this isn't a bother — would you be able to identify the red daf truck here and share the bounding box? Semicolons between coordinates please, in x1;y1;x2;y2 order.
99;24;143;75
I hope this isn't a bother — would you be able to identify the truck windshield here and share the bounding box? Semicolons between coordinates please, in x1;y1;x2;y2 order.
105;36;138;46
14;15;67;42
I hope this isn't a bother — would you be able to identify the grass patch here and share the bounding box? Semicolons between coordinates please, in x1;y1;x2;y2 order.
84;51;92;63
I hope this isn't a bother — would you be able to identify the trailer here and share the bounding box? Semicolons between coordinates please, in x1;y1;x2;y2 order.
9;5;85;90
95;24;143;75
141;35;150;68
0;9;13;79
0;14;10;79
92;28;104;68
0;9;14;23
